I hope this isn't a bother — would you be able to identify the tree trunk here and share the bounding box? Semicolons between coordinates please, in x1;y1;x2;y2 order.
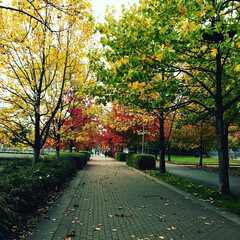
33;146;41;165
215;46;230;194
70;139;74;152
134;145;137;154
216;114;230;194
159;113;166;173
55;133;61;161
167;143;171;162
33;110;41;164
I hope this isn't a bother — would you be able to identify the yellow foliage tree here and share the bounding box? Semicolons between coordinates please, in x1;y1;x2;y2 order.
0;0;94;163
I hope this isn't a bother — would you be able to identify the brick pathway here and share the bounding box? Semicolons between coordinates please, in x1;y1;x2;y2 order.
28;155;240;240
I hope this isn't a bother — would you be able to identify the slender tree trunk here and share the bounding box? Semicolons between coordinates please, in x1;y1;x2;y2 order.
33;110;41;164
70;139;74;152
159;113;166;173
134;145;137;154
215;47;230;194
55;133;61;161
216;114;230;194
33;146;41;165
167;143;171;162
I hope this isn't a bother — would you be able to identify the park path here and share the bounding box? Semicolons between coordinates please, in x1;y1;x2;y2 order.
163;163;240;195
28;155;240;240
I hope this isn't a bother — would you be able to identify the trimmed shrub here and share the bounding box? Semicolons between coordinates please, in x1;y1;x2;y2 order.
70;153;86;169
78;151;91;162
0;152;87;239
126;154;155;170
126;153;134;166
115;152;127;162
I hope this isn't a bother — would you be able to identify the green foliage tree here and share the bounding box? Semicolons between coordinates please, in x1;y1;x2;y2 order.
90;0;240;194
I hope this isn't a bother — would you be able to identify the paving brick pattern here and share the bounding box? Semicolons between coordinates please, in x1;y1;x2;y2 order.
28;155;240;240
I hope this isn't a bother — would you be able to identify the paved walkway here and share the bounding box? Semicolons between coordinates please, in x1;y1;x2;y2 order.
28;155;240;240
162;163;240;196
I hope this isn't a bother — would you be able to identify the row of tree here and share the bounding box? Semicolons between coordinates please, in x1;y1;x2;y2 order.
0;0;240;196
89;0;240;194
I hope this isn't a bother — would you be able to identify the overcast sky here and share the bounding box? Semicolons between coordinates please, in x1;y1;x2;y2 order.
91;0;139;22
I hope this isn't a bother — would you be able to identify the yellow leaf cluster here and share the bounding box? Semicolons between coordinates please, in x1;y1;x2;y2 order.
234;65;240;72
211;49;218;57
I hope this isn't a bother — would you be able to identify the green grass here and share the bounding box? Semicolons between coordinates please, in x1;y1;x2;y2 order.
160;155;240;165
145;170;240;216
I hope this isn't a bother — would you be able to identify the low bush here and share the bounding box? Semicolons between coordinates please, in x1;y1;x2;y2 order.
0;152;86;240
126;154;155;170
70;153;86;169
115;152;127;162
78;151;91;162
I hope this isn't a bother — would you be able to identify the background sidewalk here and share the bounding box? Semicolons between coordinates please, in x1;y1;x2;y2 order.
28;155;240;240
163;163;240;195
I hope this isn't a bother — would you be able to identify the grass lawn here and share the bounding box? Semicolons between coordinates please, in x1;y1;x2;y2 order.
156;155;240;176
160;155;240;165
145;170;240;216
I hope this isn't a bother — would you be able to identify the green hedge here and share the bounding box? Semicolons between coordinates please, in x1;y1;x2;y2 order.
78;151;91;162
0;152;86;240
126;153;155;170
115;152;127;162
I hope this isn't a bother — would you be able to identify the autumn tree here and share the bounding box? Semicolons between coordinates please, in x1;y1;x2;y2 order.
90;0;240;194
0;0;94;164
173;112;217;165
100;103;150;151
59;99;100;152
89;2;190;172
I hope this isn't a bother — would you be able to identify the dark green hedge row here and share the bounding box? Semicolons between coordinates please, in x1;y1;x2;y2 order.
126;153;156;170
0;152;88;240
115;152;128;162
78;151;91;162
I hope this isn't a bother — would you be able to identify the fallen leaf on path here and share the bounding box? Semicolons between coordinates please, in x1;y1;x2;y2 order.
93;227;101;231
166;226;177;230
205;222;213;226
